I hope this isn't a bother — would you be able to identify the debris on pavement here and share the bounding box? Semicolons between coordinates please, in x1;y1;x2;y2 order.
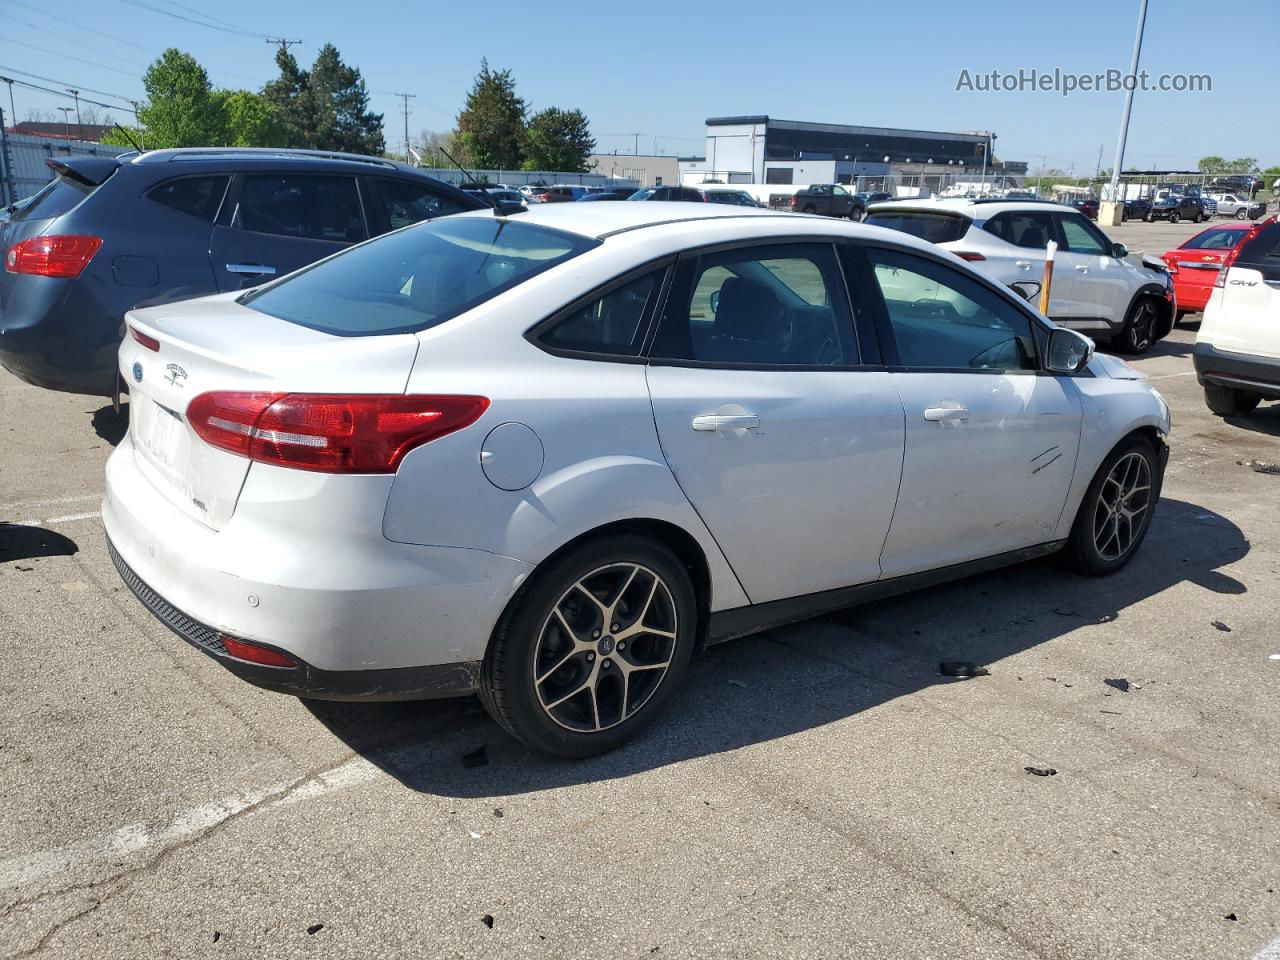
1100;709;1123;716
307;924;324;935
1269;654;1280;661
482;915;495;929
939;661;990;678
1024;767;1058;777
1104;678;1131;693
493;808;504;818
1212;620;1231;632
1224;913;1238;921
462;745;489;769
1242;459;1280;476
212;932;221;943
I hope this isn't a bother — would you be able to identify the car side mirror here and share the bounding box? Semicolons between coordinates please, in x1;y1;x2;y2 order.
1111;242;1128;259
1009;280;1041;302
1046;327;1094;374
709;290;720;314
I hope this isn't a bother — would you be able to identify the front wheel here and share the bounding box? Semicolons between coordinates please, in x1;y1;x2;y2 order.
1236;208;1248;220
1203;383;1262;416
1116;299;1158;354
1170;211;1180;224
1064;436;1160;575
1145;213;1154;222
479;535;696;757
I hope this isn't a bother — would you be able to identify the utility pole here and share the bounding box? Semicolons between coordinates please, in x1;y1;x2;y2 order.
265;38;302;57
0;106;17;208
1;77;15;128
394;93;415;164
1104;0;1149;222
58;106;73;139
66;89;83;140
632;132;640;156
129;100;144;150
1095;143;1104;181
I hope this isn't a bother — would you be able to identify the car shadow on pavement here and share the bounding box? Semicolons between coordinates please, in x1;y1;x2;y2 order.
305;497;1248;796
1224;404;1280;439
1145;338;1194;360
91;404;129;447
0;524;78;563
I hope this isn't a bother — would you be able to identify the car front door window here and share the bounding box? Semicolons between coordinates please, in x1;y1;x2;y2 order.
376;179;472;230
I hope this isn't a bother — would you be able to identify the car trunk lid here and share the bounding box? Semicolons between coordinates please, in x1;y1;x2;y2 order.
122;294;420;530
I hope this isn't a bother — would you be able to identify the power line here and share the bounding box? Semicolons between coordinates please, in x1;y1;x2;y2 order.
116;0;270;38
5;12;153;70
0;39;147;81
155;0;258;33
0;74;129;116
0;65;136;108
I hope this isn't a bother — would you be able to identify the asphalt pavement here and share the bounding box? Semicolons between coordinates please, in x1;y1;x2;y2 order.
2;216;1278;960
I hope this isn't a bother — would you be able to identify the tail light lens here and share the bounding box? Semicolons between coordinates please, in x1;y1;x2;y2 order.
953;251;986;262
219;634;298;668
129;326;160;351
5;235;103;278
187;393;489;473
1161;257;1179;276
789;196;798;209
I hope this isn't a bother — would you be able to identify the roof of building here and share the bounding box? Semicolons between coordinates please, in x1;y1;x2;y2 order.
705;116;991;144
10;121;114;142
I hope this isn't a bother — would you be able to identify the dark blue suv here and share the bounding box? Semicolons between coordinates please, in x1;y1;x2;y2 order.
0;148;483;396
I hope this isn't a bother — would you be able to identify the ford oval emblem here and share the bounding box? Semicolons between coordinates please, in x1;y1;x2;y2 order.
132;361;143;383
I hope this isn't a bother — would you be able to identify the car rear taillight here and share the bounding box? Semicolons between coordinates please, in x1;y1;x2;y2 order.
953;252;986;262
186;393;489;473
219;634;298;668
789;196;798;210
4;235;102;278
1161;256;1179;276
129;326;160;351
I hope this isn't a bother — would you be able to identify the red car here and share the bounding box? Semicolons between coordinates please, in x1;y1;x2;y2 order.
1161;220;1272;316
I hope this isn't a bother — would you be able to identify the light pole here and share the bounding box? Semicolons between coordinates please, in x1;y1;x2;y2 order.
65;88;82;140
1103;0;1149;224
1;77;14;127
58;107;73;138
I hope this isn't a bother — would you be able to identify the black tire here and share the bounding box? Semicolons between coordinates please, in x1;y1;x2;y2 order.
1203;383;1262;416
1145;212;1154;222
802;204;817;214
479;534;697;758
1236;208;1248;220
1116;298;1159;355
1193;213;1203;223
1064;435;1160;575
1169;211;1180;224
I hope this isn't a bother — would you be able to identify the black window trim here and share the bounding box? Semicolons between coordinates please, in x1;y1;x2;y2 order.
144;173;231;223
524;256;676;364
1053;210;1112;257
645;235;874;372
854;238;1062;376
224;170;371;244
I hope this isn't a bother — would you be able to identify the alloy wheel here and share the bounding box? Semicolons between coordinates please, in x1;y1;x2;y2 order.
532;563;678;733
1092;451;1152;561
1126;303;1155;352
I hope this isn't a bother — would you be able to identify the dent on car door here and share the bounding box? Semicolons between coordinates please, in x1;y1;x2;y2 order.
645;241;906;604
209;173;366;291
862;245;1083;577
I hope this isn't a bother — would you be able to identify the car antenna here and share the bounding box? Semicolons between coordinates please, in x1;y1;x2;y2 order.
437;146;525;216
112;123;143;153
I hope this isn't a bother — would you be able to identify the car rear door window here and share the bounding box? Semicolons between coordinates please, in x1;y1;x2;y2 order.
867;247;1036;371
983;211;1055;249
148;176;229;221
235;174;366;243
651;243;856;366
535;269;663;357
374;179;472;230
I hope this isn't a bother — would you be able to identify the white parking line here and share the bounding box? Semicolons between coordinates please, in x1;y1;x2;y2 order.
0;493;100;515
0;755;380;893
1256;935;1280;960
1147;371;1198;381
6;512;102;528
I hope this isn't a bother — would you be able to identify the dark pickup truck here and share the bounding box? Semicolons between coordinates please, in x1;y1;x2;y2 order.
770;184;858;217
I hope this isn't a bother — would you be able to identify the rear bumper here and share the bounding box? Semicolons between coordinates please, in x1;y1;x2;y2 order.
1172;280;1213;312
1193;341;1280;398
0;274;120;396
103;434;533;691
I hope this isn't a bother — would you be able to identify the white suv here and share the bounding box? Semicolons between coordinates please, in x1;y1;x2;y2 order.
866;198;1176;353
1194;218;1280;414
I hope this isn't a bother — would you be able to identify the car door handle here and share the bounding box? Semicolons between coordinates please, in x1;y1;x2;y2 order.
1074;264;1089;272
923;406;969;421
225;263;277;276
692;414;760;432
1015;260;1032;269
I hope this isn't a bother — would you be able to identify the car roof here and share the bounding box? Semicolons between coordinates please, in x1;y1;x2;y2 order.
444;200;946;253
866;197;1087;217
128;147;407;172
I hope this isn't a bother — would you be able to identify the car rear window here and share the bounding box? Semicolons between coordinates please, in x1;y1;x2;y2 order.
243;216;599;337
10;174;97;223
863;211;971;244
1236;224;1280;266
1181;227;1249;251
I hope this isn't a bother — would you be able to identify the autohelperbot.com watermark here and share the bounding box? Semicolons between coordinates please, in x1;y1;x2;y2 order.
956;68;1212;96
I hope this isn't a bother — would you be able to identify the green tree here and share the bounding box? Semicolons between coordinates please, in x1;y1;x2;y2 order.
135;49;226;147
214;90;280;147
1197;155;1225;173
456;59;526;170
262;45;383;154
1222;157;1259;174
522;107;595;172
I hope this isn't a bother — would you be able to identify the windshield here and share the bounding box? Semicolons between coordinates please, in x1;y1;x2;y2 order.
1182;228;1248;251
628;188;657;201
244;216;598;336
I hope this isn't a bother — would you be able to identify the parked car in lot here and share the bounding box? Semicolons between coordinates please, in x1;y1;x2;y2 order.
1210;193;1267;220
105;201;1169;757
864;198;1175;353
1146;195;1206;223
783;184;859;217
577;187;637;202
627;185;709;202
1122;197;1153;222
851;191;893;220
1071;197;1100;220
703;188;763;207
1160;222;1260;317
1194;217;1280;415
543;185;593;203
520;185;550;203
1208;175;1262;198
0;148;483;397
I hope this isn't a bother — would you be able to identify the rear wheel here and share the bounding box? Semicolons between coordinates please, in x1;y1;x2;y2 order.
1145;212;1154;222
1064;436;1159;575
1203;383;1262;416
479;535;696;758
1236;208;1248;220
802;204;817;214
1116;298;1158;354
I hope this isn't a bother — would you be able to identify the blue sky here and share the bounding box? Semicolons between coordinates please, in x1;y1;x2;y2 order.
1;0;1274;173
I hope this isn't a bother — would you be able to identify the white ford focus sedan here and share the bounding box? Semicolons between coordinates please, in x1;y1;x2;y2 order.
104;202;1170;756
